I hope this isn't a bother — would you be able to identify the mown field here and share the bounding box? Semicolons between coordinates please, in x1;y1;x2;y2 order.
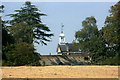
1;66;119;78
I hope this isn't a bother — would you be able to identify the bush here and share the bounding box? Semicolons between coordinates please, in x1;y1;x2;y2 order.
2;42;41;66
101;54;119;65
42;61;46;66
93;52;120;65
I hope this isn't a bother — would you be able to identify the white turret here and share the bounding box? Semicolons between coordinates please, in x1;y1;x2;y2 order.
59;24;65;44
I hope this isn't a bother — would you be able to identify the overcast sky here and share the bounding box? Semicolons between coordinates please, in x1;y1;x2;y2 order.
2;2;117;55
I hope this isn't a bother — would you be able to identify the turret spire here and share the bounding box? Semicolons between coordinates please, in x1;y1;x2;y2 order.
61;24;64;33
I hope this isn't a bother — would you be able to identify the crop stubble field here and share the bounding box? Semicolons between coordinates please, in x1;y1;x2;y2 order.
1;66;119;78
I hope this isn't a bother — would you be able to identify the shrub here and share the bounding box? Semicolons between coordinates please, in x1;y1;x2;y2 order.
42;61;46;66
2;42;41;66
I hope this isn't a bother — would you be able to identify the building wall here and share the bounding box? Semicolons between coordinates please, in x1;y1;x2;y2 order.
39;54;89;65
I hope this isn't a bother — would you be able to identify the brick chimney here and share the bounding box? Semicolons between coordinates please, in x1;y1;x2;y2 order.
72;40;76;43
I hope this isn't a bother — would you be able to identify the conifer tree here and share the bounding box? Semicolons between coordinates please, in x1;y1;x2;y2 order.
8;1;53;45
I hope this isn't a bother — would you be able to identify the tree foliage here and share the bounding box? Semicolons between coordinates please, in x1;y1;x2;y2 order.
8;22;33;44
2;1;54;66
1;5;15;62
75;1;120;65
0;5;4;62
2;42;40;66
103;1;120;52
8;1;53;45
75;16;98;51
0;5;4;13
2;3;42;66
102;1;120;65
75;16;107;64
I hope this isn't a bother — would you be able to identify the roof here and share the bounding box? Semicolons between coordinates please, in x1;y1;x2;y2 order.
57;43;80;52
59;44;67;52
67;43;79;52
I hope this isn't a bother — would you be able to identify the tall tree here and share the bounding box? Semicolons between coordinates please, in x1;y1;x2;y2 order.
8;22;33;44
8;1;53;45
101;1;120;65
88;30;107;64
75;16;107;64
1;5;15;62
103;1;120;53
1;5;40;66
75;16;98;51
0;5;4;63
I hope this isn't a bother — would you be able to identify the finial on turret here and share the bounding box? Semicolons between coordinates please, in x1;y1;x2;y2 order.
61;23;64;33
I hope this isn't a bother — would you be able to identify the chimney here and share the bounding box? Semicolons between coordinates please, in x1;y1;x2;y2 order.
72;40;76;43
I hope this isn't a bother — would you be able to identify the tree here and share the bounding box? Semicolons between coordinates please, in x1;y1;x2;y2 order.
1;5;14;64
75;2;120;65
2;22;14;46
0;5;4;13
75;16;108;64
2;42;41;66
88;30;107;64
1;5;15;61
2;5;41;66
0;5;4;64
102;1;120;65
8;22;33;44
103;1;120;51
75;16;98;51
8;1;53;45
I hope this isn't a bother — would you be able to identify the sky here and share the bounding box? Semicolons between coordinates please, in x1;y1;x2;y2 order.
1;0;119;2
2;2;117;55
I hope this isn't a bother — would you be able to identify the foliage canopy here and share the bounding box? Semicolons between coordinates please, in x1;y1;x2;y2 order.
8;1;53;45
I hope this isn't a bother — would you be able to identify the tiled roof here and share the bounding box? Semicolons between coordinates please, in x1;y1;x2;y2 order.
59;43;80;52
59;44;67;52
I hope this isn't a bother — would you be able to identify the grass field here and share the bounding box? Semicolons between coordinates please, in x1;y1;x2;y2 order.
1;66;119;78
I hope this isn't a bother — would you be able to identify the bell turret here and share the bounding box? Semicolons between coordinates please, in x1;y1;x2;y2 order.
59;24;65;44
